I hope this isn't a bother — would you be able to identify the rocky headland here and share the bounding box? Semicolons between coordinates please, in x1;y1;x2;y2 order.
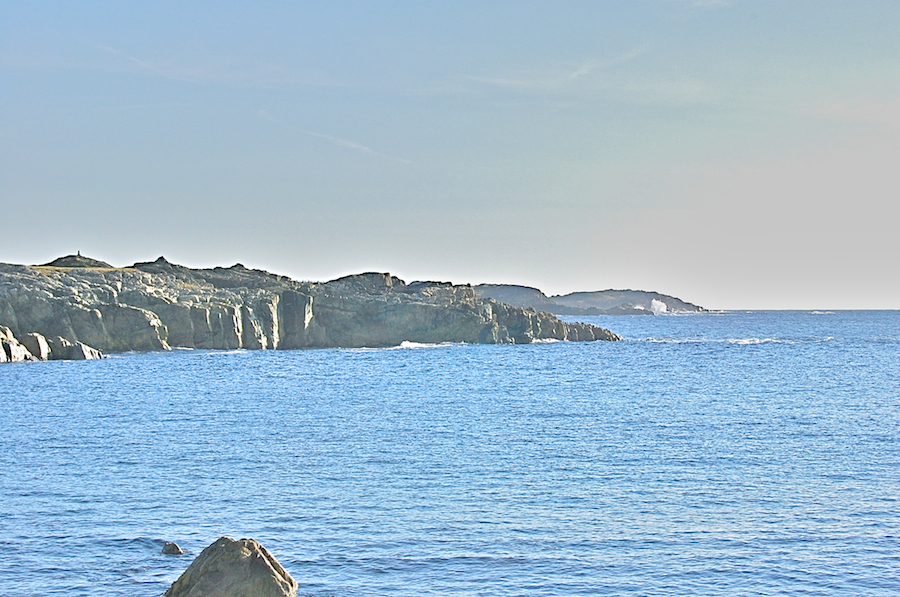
475;284;704;316
0;255;621;361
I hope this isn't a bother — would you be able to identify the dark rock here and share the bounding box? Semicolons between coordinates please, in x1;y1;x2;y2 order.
164;537;297;597
163;541;185;555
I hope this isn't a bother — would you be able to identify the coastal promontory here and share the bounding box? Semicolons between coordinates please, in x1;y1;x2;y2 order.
0;255;621;357
475;284;704;315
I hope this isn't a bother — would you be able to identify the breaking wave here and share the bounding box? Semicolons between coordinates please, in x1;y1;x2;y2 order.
650;299;668;315
642;337;834;345
727;338;796;345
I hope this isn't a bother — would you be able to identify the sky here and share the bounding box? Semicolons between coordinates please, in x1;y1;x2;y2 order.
1;1;898;309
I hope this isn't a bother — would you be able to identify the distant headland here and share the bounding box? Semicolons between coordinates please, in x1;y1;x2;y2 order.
1;254;630;362
475;284;704;316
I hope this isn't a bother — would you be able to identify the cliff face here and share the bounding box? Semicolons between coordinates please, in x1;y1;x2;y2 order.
0;257;620;354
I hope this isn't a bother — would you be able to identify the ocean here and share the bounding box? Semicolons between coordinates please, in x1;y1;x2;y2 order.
1;310;897;596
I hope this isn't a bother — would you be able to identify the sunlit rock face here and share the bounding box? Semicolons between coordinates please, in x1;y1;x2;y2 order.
0;325;103;362
1;325;35;362
0;256;621;354
164;537;298;597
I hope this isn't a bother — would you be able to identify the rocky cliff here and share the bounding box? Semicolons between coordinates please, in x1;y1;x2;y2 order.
0;256;620;356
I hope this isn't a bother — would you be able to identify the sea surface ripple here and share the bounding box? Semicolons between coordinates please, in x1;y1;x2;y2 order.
1;311;897;596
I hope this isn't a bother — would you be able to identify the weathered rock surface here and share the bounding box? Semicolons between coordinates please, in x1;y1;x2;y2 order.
1;325;35;362
0;325;102;362
0;256;621;354
46;335;104;360
164;537;297;597
20;332;51;361
476;284;704;315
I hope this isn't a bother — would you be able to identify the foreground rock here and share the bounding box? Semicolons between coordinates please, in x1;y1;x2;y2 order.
476;284;704;315
0;256;621;354
164;537;297;597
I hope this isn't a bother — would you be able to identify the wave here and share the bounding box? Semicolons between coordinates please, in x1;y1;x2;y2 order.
351;341;462;351
644;337;707;344
396;341;455;349
727;337;797;345
811;311;836;315
642;336;834;345
531;338;561;344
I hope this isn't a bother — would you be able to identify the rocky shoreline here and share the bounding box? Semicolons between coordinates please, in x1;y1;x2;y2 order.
0;255;621;361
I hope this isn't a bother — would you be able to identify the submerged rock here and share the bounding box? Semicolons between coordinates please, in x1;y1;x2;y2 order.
164;537;297;597
163;541;185;555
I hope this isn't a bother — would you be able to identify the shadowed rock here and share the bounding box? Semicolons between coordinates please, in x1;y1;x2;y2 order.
20;332;51;360
46;336;103;360
163;541;185;555
164;537;297;597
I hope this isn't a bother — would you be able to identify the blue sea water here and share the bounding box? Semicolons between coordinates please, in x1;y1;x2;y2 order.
1;310;898;596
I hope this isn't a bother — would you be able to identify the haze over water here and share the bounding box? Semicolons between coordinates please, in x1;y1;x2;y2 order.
2;311;897;596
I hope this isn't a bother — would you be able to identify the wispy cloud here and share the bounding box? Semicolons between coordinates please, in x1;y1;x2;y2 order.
96;44;201;83
569;62;595;80
258;110;411;164
464;46;651;94
94;44;341;88
441;46;715;107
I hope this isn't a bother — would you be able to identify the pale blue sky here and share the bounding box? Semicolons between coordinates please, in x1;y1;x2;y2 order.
2;1;898;308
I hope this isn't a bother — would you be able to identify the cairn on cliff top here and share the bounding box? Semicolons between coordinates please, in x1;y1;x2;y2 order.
40;253;113;268
164;537;298;597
